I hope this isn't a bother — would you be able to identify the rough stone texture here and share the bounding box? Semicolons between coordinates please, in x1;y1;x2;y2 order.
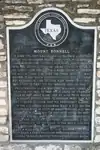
0;0;8;145
1;0;100;149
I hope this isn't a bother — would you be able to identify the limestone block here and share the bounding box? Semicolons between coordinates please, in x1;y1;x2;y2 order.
35;145;62;150
77;4;89;8
97;90;100;97
98;26;100;30
0;72;6;78
0;34;3;38
35;146;46;150
0;126;8;134
95;146;100;150
64;145;82;150
96;107;100;115
97;80;100;88
4;13;30;19
96;100;100;105
0;56;6;61
97;0;100;5
64;145;70;150
73;0;91;1
0;144;32;150
72;146;81;150
56;4;66;8
27;0;43;4
74;18;96;23
0;39;4;50
0;99;6;106
0;81;7;88
5;0;26;3
0;135;8;142
6;20;26;26
96;126;100;132
95;135;100;142
97;62;100;68
0;117;6;124
0;15;4;22
0;108;7;116
78;9;100;14
0;64;2;69
0;23;4;30
38;4;52;7
45;0;70;2
97;71;100;77
4;5;33;12
95;117;100;125
0;90;6;97
0;52;6;56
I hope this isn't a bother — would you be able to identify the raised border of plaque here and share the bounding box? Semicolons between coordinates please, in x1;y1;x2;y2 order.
6;7;97;143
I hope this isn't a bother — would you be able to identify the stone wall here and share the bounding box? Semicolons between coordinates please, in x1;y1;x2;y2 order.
0;0;100;149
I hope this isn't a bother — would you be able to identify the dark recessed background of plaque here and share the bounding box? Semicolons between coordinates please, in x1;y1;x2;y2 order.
9;10;95;141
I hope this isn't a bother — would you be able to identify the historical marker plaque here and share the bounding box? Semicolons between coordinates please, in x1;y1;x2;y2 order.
7;8;97;142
